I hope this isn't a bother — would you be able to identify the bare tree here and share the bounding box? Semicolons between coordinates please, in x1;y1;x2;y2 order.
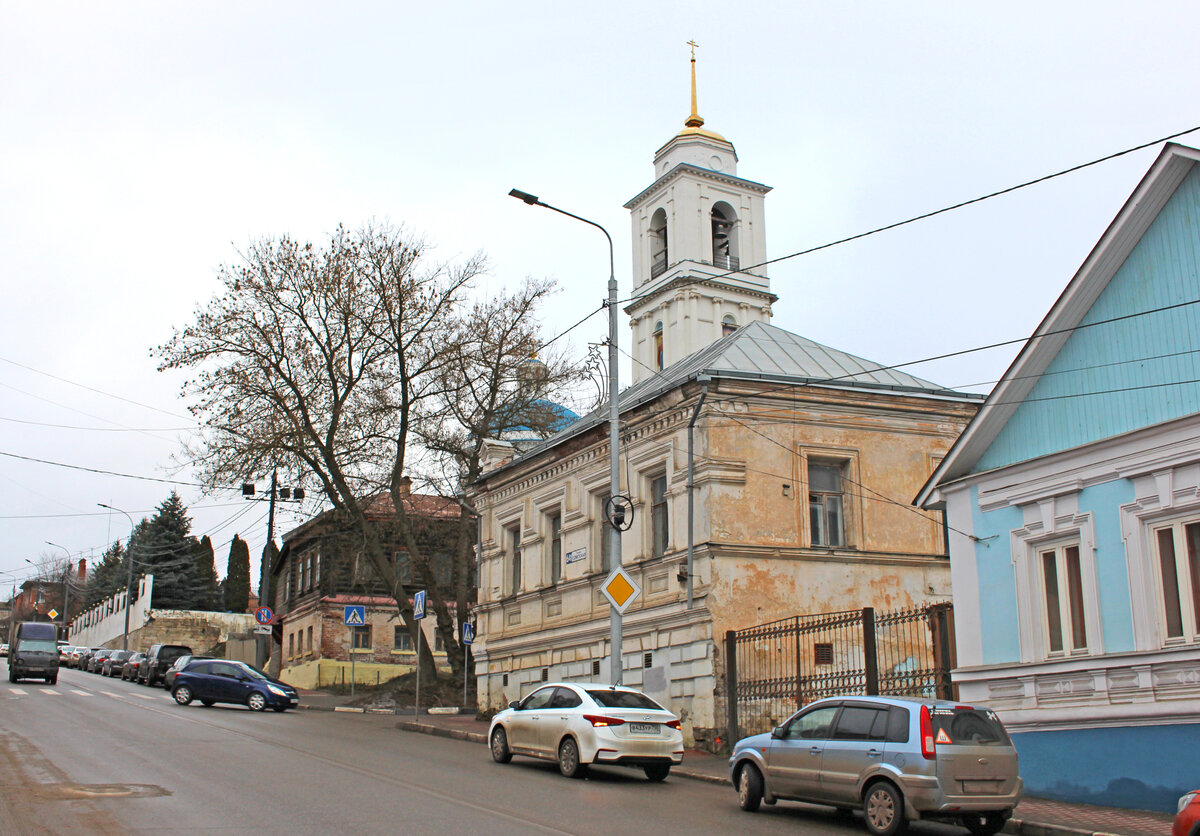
157;223;481;680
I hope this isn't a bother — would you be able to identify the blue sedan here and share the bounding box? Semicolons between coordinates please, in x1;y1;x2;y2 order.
171;659;299;712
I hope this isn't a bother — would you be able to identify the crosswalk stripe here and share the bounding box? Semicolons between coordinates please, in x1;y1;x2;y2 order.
44;689;61;696
9;688;27;695
131;693;155;700
70;690;92;697
100;691;122;698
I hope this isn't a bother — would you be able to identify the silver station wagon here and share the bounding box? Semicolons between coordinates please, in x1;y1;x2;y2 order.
729;695;1022;836
489;682;684;781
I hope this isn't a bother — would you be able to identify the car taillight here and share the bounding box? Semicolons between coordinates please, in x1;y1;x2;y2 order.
920;705;936;760
583;715;625;727
665;719;682;730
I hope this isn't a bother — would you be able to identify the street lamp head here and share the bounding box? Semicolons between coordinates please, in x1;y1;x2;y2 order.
509;189;540;206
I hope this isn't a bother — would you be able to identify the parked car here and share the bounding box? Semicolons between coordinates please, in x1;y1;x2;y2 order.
102;650;132;677
121;652;147;681
488;682;684;780
57;642;72;663
87;649;113;673
66;647;87;668
162;654;213;690
1177;789;1200;836
729;695;1022;836
140;644;192;686
0;643;8;658
7;622;60;684
76;647;101;670
171;659;298;712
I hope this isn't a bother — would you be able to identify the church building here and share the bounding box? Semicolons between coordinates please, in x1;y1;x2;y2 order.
468;54;983;746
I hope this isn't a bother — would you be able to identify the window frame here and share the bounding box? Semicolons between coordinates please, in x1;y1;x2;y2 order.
1150;517;1200;644
1038;542;1089;655
507;523;522;596
351;625;372;651
808;459;846;548
650;474;669;559
548;511;562;586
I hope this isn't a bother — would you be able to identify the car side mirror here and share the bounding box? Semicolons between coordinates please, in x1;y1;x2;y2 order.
509;701;520;711
771;725;787;739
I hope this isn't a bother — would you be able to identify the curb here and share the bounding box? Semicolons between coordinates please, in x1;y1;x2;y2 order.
393;721;729;785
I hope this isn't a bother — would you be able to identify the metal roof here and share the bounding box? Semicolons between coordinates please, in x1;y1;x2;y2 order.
478;320;981;483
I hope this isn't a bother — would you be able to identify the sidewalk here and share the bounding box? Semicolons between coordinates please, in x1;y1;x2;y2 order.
297;692;1174;836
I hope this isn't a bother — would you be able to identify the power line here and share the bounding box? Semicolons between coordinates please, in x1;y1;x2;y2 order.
537;302;608;353
0;449;204;487
0;355;193;420
0;415;193;432
624;125;1200;307
0;501;247;520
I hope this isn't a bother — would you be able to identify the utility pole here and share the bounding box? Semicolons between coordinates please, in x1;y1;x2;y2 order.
243;470;303;671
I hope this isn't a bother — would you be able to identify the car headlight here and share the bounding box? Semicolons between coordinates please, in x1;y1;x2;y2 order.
267;684;289;697
1180;792;1198;814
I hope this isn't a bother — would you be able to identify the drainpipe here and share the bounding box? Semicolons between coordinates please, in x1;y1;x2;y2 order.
686;375;711;610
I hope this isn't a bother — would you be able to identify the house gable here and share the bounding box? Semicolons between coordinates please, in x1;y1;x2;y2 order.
976;161;1200;472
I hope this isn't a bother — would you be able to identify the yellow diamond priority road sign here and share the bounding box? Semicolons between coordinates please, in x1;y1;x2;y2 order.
601;567;641;614
47;609;58;620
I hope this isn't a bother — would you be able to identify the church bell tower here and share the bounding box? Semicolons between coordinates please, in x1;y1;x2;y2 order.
624;44;775;384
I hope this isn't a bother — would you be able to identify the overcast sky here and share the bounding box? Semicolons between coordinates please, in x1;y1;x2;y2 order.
3;2;1200;596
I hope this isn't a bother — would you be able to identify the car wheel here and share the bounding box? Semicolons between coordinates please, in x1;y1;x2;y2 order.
863;781;907;836
173;685;194;705
557;737;587;779
200;699;215;707
490;727;512;764
643;764;670;782
962;812;1007;836
247;692;267;712
737;763;763;812
47;675;57;686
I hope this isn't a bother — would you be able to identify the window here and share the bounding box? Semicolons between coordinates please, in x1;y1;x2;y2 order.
808;461;845;547
653;321;664;371
288;632;295;659
832;706;887;741
711;203;739;270
351;625;371;650
1040;543;1088;653
650;208;668;279
651;475;669;558
1152;520;1200;642
508;524;522;595
784;705;840;739
549;513;562;586
394;626;413;651
306;626;313;656
301;555;309;591
313;552;320;588
395;551;412;585
434;632;444;652
722;314;738;337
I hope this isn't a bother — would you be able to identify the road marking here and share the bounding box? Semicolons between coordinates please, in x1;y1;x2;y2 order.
131;693;156;700
70;690;92;697
9;688;28;695
100;691;123;698
44;689;61;696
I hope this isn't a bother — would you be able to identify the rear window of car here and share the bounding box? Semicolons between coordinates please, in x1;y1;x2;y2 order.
585;690;664;710
929;706;1010;745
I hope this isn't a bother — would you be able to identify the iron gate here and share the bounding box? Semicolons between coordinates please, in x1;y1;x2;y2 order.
724;603;955;742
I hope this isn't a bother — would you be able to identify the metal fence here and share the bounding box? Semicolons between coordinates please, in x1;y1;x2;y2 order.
724;603;954;741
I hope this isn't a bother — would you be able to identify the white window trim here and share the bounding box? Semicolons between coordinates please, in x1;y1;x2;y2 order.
1010;501;1103;663
1146;515;1200;645
1120;468;1200;651
799;446;861;550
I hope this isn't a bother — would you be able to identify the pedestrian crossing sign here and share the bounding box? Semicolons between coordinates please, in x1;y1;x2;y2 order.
344;605;366;626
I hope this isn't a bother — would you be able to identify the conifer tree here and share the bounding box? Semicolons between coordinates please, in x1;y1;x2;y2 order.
193;535;219;611
225;535;251;613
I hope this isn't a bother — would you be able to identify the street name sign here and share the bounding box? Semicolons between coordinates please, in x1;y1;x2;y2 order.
600;566;641;614
344;605;366;626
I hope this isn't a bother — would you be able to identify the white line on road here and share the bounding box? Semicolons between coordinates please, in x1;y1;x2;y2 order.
100;691;122;698
9;688;27;695
43;689;61;696
70;690;92;697
131;693;156;700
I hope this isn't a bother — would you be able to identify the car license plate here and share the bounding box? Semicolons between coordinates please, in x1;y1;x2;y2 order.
629;722;658;735
962;780;1001;794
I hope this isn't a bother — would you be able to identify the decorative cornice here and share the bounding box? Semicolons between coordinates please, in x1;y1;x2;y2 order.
624;162;771;211
624;274;778;316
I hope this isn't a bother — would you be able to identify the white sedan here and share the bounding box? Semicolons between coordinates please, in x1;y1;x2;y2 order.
489;682;684;780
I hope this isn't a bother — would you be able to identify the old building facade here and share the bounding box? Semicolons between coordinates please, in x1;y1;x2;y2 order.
469;62;982;746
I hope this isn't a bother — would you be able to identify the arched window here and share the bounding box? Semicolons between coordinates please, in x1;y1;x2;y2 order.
711;203;739;270
722;314;738;337
650;209;668;279
653;321;664;371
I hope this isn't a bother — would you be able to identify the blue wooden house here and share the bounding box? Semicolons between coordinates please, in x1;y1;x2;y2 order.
917;143;1200;812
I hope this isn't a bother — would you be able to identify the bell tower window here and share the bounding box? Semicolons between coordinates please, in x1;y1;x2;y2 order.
711;203;739;270
722;315;738;337
650;209;668;279
653;321;664;371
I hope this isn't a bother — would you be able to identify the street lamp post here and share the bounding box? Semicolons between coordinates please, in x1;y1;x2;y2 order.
508;188;624;685
98;503;136;651
45;541;72;641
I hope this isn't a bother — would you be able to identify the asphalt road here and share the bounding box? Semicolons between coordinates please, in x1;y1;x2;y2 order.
0;665;968;836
